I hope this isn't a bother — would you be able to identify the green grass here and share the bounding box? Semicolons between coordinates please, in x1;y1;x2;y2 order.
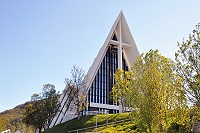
43;113;131;133
95;121;139;133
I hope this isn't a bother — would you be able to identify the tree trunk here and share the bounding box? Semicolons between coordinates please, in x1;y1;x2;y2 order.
149;127;152;133
37;124;42;133
39;128;42;133
120;96;124;113
36;127;42;133
78;112;80;120
77;105;80;120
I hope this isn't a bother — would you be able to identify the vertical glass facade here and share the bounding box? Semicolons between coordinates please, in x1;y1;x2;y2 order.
88;44;128;107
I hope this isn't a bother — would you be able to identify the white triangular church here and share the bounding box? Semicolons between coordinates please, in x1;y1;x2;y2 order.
49;11;139;128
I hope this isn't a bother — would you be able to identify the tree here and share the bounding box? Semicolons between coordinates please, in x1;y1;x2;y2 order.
175;23;200;133
41;84;60;127
130;49;188;132
111;68;131;112
23;84;60;133
64;65;87;120
175;23;200;109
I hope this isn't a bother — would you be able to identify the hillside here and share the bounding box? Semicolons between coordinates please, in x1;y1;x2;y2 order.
0;101;35;133
43;113;134;133
43;112;188;133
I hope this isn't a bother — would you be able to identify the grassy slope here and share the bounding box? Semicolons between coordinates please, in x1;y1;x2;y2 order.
95;121;138;133
43;113;131;133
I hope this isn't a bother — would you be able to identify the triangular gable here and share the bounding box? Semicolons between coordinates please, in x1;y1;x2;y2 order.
85;10;140;93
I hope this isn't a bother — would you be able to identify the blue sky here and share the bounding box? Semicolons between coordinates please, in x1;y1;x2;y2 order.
0;1;200;112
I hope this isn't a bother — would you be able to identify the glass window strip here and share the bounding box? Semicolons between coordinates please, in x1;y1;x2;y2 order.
88;45;128;109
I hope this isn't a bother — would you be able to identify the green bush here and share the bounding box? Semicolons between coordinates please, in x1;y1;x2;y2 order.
167;122;187;133
100;127;117;133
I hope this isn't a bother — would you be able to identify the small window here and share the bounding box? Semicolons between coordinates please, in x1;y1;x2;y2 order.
112;33;118;41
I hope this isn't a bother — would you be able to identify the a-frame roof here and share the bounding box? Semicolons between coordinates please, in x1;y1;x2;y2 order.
85;11;140;91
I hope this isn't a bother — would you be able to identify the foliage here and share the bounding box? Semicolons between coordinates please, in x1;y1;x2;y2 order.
23;84;60;133
111;68;131;112
175;23;200;132
0;117;6;132
99;121;139;133
100;127;116;133
130;49;188;133
175;23;200;109
0;102;34;133
64;65;87;120
167;122;188;133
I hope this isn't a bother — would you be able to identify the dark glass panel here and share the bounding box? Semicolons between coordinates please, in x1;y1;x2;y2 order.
112;33;118;41
91;84;94;102
88;45;129;110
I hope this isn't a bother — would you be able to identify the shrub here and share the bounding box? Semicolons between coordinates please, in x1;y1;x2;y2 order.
167;122;188;133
